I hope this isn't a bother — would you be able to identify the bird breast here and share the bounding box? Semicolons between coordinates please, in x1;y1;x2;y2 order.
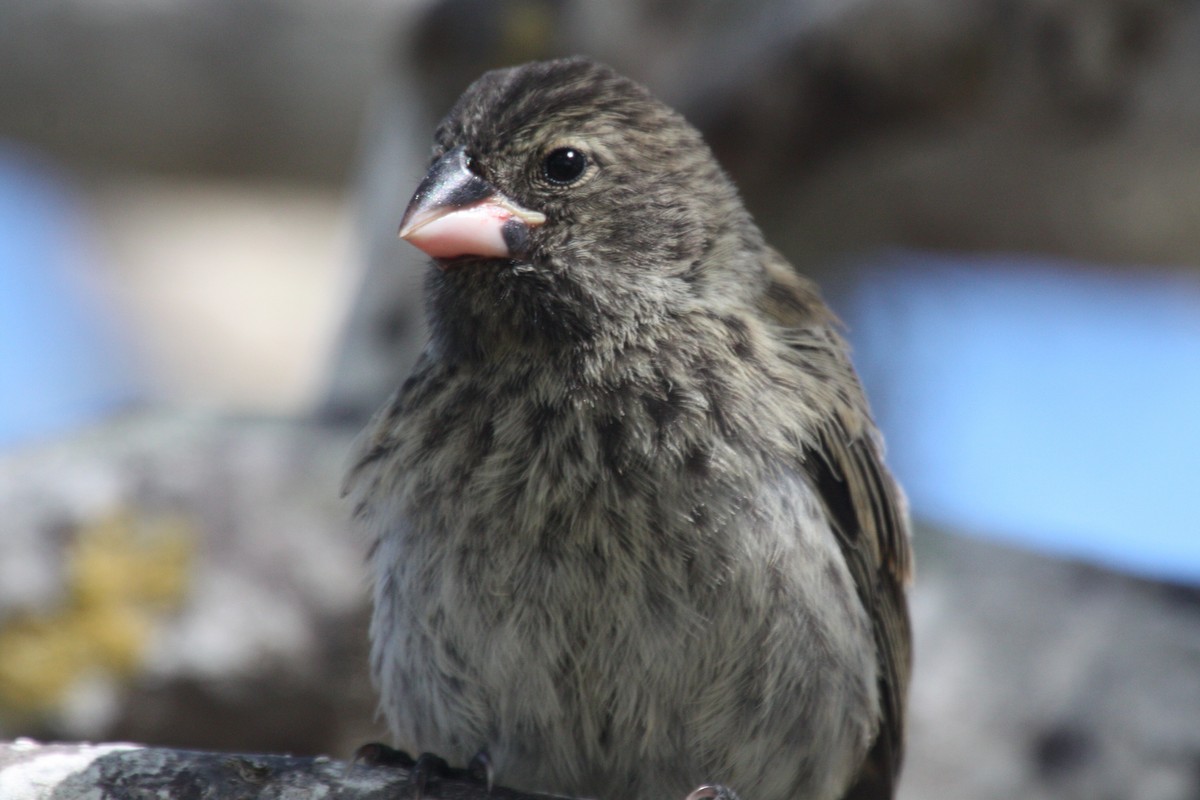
360;352;880;800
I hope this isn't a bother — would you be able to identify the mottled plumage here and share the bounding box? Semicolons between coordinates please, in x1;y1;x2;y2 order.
345;57;912;800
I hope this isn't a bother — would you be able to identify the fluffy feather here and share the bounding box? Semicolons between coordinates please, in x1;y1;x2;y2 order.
346;56;912;800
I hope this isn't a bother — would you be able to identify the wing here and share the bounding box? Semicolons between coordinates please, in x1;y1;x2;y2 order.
758;250;913;799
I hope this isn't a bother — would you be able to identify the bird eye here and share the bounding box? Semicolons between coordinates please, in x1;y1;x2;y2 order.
541;148;588;185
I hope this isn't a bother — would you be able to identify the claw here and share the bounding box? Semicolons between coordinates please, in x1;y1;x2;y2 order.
467;750;494;793
411;753;451;800
353;744;491;799
685;785;740;800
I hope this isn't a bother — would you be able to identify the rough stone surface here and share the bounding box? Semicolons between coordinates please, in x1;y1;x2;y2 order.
0;414;381;758
0;738;555;800
902;530;1200;800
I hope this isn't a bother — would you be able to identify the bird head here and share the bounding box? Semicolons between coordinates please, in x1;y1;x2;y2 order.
400;57;764;360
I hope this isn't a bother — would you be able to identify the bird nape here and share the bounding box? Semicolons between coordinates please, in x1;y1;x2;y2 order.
345;55;912;800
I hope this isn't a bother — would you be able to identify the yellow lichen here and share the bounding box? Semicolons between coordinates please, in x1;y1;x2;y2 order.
0;510;193;717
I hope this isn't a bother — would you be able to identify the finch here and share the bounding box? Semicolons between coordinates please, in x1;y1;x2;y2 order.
345;56;912;800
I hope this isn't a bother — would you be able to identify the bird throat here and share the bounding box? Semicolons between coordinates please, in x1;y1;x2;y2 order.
426;259;606;364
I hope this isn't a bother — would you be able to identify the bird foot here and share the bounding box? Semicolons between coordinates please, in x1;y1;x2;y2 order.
354;743;493;799
354;742;417;769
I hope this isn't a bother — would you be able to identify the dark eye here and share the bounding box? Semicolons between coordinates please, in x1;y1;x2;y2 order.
542;148;588;185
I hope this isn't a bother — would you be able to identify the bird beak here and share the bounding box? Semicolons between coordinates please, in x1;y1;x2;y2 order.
398;146;546;263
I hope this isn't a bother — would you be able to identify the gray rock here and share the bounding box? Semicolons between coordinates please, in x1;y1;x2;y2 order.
0;413;381;757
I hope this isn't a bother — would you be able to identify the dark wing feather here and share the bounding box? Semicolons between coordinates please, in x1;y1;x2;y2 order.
758;251;913;800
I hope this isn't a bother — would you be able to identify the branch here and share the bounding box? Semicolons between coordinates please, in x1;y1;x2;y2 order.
0;739;561;800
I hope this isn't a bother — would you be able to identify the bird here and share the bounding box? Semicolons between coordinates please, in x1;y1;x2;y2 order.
344;56;912;800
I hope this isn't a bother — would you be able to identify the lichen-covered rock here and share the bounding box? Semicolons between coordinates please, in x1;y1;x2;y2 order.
0;413;381;757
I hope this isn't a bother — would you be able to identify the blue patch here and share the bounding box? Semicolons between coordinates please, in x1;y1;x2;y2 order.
0;145;137;448
845;251;1200;584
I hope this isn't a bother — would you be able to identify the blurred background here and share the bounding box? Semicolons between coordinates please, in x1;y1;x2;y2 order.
1;1;1199;798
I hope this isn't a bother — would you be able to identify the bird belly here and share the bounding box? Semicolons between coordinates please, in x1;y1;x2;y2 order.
367;461;879;800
